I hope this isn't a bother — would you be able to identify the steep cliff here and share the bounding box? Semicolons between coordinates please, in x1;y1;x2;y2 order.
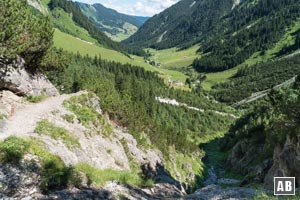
225;81;300;190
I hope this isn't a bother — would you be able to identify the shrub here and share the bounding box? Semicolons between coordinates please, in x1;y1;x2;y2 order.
40;161;81;191
0;137;30;163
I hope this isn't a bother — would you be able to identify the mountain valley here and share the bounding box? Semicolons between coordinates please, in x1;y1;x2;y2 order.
1;0;300;199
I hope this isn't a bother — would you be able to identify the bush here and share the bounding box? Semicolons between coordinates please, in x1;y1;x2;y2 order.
0;137;30;163
0;0;53;70
41;161;81;191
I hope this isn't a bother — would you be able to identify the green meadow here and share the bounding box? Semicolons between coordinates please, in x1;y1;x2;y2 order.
148;45;200;70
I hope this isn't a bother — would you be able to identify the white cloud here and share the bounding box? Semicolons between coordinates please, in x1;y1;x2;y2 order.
75;0;179;16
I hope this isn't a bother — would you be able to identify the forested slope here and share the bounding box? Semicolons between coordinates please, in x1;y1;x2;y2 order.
125;0;300;72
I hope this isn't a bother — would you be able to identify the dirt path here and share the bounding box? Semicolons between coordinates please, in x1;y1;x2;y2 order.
0;91;85;140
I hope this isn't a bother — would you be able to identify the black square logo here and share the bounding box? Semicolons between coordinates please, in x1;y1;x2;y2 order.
274;177;295;196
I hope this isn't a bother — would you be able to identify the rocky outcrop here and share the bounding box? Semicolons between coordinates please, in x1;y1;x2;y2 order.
0;57;59;97
0;154;184;200
227;140;264;175
0;92;190;198
0;91;23;119
0;154;42;199
227;134;300;190
264;135;300;189
27;0;48;14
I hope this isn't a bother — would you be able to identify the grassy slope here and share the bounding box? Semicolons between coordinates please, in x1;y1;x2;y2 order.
52;8;98;44
41;0;188;86
201;21;300;91
53;29;188;84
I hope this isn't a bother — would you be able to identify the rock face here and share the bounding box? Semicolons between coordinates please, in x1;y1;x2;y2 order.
227;140;264;175
264;135;300;189
0;57;59;97
0;154;184;200
0;154;44;199
227;135;300;190
0;90;23;119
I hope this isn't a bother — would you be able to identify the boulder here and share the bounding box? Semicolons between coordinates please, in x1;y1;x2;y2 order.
0;57;59;97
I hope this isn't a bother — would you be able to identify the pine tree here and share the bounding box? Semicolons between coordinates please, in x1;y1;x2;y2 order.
0;0;53;70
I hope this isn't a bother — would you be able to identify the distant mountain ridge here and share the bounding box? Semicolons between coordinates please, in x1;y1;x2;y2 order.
125;0;300;72
32;0;145;56
124;0;233;49
75;2;149;41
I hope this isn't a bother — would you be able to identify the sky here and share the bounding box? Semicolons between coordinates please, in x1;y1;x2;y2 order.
75;0;180;16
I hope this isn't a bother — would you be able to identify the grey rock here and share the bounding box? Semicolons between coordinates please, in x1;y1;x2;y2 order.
185;184;257;200
0;57;59;97
264;135;300;189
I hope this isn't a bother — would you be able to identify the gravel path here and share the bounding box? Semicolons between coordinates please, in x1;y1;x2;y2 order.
0;92;85;140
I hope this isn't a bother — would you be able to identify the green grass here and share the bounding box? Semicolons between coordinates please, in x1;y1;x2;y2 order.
51;8;98;44
53;29;154;70
63;93;113;136
35;120;80;149
40;0;97;44
61;114;75;123
105;22;138;42
0;136;81;191
54;29;189;86
76;163;144;187
244;21;300;66
148;45;200;70
28;138;82;191
202;68;239;91
145;46;201;89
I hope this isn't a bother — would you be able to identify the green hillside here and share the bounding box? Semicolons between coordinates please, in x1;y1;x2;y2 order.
201;21;300;91
53;29;188;86
126;0;300;77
